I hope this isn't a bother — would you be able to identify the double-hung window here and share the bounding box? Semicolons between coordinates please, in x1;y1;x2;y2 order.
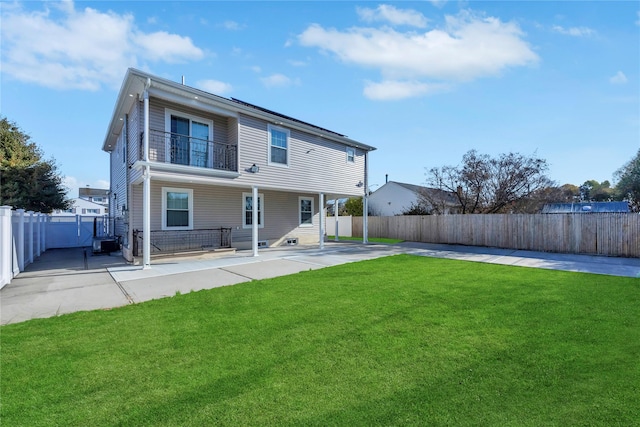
242;192;264;228
165;109;213;168
299;197;314;227
346;147;355;163
162;187;193;230
268;124;289;166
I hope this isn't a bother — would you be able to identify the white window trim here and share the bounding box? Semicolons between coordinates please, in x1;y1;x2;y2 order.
267;124;290;168
346;147;355;163
164;108;214;167
161;187;194;231
299;196;314;227
242;192;264;229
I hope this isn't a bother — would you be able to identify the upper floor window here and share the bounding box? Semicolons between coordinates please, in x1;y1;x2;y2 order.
92;197;104;203
268;124;289;167
346;147;355;163
162;187;193;230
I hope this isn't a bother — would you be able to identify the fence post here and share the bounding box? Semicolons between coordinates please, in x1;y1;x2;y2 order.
15;209;25;271
35;213;42;257
27;211;34;265
41;214;47;251
0;206;13;288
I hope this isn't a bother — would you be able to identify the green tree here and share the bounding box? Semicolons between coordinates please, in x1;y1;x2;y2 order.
614;149;640;211
579;179;614;202
0;117;69;213
344;197;363;216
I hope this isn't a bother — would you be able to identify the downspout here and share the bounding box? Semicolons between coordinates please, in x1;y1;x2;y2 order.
143;77;151;269
363;150;369;244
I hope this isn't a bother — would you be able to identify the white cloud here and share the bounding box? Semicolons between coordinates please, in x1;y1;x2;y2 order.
363;80;449;100
0;1;204;90
610;71;628;85
288;59;308;67
357;4;428;28
260;73;300;88
636;11;640;26
133;31;203;63
299;10;538;89
221;20;245;31
551;25;595;37
196;79;233;94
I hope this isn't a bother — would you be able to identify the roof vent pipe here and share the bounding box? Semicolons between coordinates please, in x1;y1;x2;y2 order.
385;174;388;183
182;75;185;85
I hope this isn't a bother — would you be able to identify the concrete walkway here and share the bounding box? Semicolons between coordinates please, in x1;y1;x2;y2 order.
2;242;639;325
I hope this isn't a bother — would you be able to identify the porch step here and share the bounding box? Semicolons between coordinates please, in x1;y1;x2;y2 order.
133;247;236;265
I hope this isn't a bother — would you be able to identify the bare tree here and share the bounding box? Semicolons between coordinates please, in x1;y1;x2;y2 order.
425;150;552;214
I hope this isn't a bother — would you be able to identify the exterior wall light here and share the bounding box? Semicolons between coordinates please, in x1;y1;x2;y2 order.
248;164;259;173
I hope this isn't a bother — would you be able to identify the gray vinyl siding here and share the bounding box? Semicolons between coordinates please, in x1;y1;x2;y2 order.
128;101;143;184
235;114;365;197
129;181;321;246
148;97;235;147
128;101;366;198
110;129;127;241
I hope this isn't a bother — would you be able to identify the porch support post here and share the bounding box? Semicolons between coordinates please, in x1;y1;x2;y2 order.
334;198;339;242
363;151;369;244
142;86;151;269
252;186;258;257
319;192;325;250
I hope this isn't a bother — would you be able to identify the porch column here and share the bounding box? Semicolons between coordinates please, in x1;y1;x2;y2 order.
142;87;151;269
252;186;258;257
334;198;339;242
363;151;369;244
319;192;325;250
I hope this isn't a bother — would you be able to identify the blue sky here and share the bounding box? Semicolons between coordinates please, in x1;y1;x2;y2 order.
1;1;638;197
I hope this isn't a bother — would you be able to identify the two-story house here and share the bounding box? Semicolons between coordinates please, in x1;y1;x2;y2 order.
102;69;375;266
79;187;110;212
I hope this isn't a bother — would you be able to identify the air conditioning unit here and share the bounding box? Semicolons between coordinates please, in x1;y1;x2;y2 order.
92;237;119;253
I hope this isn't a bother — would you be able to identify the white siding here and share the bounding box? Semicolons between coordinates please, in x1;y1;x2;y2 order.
129;181;322;247
234;114;365;196
368;182;418;216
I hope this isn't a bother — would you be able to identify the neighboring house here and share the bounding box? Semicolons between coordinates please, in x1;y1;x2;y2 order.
51;198;109;217
79;187;109;212
368;181;459;216
102;68;375;265
542;202;630;214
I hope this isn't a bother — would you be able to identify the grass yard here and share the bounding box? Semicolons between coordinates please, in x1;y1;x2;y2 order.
327;235;404;244
2;255;639;426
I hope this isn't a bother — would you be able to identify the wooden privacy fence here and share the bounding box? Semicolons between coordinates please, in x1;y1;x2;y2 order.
352;214;639;258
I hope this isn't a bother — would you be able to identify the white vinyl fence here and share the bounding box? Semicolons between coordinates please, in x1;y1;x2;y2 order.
327;215;353;238
0;206;109;289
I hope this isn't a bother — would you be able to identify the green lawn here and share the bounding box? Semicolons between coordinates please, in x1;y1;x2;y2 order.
327;235;404;244
2;255;639;426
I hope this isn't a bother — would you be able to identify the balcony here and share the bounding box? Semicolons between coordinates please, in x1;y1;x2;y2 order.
141;129;237;172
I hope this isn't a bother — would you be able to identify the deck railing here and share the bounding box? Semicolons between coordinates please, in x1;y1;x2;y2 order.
133;228;232;256
140;129;237;172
